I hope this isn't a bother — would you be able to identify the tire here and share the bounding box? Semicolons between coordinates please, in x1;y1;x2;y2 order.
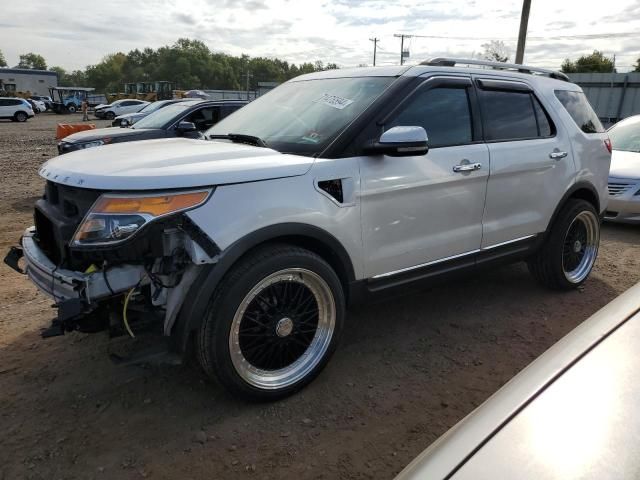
105;111;115;120
197;244;345;401
528;199;600;290
14;111;27;122
67;105;77;113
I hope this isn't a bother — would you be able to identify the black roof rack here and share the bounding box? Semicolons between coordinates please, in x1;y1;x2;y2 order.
421;57;570;82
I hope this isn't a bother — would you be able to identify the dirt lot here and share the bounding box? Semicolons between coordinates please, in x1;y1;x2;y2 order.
1;113;639;480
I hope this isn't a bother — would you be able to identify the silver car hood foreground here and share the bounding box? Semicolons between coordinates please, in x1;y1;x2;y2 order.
396;281;640;479
609;150;640;179
39;138;314;190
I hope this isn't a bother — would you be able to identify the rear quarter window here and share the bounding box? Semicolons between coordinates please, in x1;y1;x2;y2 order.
554;90;604;134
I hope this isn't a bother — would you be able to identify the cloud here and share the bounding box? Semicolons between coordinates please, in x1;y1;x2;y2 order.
175;12;197;25
0;0;638;72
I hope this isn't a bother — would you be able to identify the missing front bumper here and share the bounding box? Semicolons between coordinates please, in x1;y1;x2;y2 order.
15;227;146;303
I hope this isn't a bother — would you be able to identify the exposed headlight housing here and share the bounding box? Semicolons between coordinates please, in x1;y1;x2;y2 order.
72;189;212;246
80;139;111;149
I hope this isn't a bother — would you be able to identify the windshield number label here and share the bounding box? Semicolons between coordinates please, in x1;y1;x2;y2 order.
314;94;354;110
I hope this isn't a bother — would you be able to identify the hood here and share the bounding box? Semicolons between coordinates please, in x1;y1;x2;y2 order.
116;112;145;120
39;138;315;190
95;103;110;110
61;126;156;144
610;150;640;180
115;112;146;124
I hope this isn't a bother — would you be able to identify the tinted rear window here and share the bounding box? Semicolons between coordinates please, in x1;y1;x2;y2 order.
480;90;539;141
555;90;604;133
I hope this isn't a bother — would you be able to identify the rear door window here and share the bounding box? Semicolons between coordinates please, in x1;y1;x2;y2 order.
554;90;604;133
479;90;539;141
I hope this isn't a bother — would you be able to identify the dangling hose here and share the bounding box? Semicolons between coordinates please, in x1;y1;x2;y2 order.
123;288;136;338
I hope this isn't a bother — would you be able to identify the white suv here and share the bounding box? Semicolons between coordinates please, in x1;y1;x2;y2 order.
0;97;35;122
5;58;611;400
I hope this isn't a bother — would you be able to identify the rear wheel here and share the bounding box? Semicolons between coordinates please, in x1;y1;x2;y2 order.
14;111;27;122
528;199;600;290
197;244;345;401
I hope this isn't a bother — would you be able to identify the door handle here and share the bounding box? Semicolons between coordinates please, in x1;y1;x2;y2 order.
549;150;568;160
453;162;482;173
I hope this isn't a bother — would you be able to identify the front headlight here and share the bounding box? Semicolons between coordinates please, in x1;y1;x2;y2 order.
80;139;110;149
72;189;211;246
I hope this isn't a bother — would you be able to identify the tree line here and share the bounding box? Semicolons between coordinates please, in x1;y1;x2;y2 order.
1;41;639;93
0;39;338;94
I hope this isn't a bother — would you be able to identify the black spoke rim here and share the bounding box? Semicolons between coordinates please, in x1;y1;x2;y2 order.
238;281;319;370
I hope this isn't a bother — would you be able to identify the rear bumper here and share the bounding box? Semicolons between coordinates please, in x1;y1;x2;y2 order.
9;227;145;303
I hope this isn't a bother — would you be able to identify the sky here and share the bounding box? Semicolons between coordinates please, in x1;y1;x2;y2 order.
1;0;639;72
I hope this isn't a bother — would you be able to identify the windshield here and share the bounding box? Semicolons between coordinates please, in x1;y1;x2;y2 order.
609;116;640;153
139;101;168;114
133;104;190;129
206;76;395;155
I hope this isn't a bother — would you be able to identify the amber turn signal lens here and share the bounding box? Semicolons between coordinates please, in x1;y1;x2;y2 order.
92;191;209;217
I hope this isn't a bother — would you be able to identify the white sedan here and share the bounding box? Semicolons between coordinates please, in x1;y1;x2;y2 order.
94;99;149;120
31;99;47;113
605;115;640;223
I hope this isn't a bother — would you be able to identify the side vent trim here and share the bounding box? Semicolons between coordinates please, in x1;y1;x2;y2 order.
318;179;344;204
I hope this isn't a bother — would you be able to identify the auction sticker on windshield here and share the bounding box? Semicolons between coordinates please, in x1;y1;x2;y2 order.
314;93;354;110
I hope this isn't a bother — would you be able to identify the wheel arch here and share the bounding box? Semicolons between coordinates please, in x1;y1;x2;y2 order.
171;223;356;353
545;181;601;236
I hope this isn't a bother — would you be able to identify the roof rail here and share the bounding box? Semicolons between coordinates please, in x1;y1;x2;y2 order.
422;57;570;82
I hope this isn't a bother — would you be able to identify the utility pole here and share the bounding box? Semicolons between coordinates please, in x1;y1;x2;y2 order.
369;37;379;66
394;34;413;65
515;0;531;64
243;71;253;100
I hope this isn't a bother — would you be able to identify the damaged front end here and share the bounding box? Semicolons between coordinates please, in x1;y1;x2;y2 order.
4;181;218;344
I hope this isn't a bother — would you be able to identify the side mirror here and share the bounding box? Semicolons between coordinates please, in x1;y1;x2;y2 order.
177;121;197;133
364;126;429;157
120;119;129;127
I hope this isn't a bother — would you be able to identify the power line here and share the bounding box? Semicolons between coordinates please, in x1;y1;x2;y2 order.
391;31;640;41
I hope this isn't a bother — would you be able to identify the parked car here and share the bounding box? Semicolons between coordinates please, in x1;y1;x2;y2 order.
5;58;611;401
0;97;35;122
111;99;189;127
31;95;53;111
604;114;640;223
57;100;246;154
94;99;149;120
29;99;47;113
396;280;640;480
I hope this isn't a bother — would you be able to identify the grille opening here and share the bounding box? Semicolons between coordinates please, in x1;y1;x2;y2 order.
34;209;61;265
63;200;79;217
608;183;632;196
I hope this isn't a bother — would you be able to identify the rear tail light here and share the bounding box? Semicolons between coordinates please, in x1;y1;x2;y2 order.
604;138;612;154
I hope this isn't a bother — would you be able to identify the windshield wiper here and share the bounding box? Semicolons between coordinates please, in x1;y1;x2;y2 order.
209;133;268;148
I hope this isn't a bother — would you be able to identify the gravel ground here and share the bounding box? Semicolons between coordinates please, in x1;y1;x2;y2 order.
1;113;639;480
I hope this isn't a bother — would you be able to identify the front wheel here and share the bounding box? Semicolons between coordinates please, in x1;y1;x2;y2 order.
14;111;28;122
197;244;345;401
528;199;600;290
105;111;115;120
67;104;77;113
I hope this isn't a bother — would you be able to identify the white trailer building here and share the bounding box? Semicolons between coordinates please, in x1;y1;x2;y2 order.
0;68;58;96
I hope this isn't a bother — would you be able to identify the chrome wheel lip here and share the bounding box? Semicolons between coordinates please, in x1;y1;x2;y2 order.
563;210;600;284
229;268;336;390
